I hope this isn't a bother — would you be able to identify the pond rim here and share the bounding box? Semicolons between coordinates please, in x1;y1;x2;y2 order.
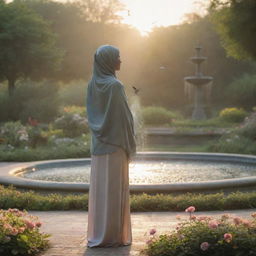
1;152;256;193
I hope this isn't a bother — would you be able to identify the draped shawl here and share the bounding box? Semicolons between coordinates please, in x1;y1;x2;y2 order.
86;45;136;158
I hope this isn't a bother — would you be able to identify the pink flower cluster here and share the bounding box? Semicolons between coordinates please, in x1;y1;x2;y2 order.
0;208;43;241
185;206;195;213
200;242;209;251
224;233;232;243
208;220;219;229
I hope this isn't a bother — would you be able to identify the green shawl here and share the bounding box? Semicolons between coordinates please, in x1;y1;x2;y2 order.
86;45;136;158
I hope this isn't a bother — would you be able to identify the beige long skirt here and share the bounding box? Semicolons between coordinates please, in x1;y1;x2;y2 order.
87;148;132;247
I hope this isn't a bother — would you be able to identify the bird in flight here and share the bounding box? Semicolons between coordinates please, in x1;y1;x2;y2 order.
132;86;140;94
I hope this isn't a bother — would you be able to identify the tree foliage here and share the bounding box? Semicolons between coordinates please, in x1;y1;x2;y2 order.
210;0;256;60
0;0;63;95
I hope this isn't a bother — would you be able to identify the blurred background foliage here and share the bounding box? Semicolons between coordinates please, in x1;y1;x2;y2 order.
0;0;255;123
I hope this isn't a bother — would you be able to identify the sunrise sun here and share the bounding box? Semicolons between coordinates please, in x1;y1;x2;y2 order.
119;0;208;35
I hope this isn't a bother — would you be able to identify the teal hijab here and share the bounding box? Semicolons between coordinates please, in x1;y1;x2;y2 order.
86;45;136;158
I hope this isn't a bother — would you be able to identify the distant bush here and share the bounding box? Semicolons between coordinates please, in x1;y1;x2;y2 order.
208;112;256;155
59;80;86;106
0;122;28;147
219;107;248;123
142;106;181;125
2;80;60;123
227;73;256;109
0;135;90;161
53;112;88;137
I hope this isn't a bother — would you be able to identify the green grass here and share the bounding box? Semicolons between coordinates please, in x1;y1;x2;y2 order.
1;186;256;212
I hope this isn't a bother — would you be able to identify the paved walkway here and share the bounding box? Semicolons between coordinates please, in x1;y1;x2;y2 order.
33;209;256;256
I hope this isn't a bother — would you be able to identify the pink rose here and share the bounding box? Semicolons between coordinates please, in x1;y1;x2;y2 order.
233;217;243;225
242;219;251;228
224;233;232;243
191;215;197;220
3;223;13;233
200;242;210;251
24;219;35;229
149;228;156;235
185;206;195;213
18;227;25;233
208;220;219;229
221;214;231;220
10;228;19;236
251;212;256;218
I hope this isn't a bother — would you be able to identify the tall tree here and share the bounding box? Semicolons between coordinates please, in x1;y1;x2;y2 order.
0;0;63;96
210;0;256;60
18;0;125;81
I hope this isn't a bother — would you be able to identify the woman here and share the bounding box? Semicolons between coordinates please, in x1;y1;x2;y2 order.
86;45;136;248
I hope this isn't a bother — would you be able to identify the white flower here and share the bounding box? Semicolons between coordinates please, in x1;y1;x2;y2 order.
19;133;29;141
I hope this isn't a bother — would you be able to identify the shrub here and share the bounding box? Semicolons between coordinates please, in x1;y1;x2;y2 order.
58;80;86;106
0;122;28;147
219;107;248;123
5;79;60;123
0;209;50;256
142;206;256;256
227;73;256;110
54;112;88;137
0;135;90;161
142;106;180;125
208;111;256;154
1;186;256;212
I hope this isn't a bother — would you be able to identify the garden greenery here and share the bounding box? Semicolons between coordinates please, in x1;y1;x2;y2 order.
209;111;256;154
142;106;182;126
219;107;248;123
1;186;256;212
0;209;50;256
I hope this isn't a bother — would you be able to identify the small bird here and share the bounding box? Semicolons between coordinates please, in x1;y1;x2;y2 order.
132;86;140;94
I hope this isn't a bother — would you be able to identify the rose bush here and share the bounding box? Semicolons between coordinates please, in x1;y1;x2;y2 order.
0;209;50;256
142;206;256;256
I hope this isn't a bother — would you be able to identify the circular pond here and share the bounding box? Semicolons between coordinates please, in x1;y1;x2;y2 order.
7;152;256;193
18;159;256;184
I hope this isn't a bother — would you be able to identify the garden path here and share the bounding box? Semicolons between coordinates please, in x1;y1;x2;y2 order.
34;209;256;256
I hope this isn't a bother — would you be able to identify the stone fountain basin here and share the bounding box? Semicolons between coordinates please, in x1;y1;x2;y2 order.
184;76;213;86
1;152;256;193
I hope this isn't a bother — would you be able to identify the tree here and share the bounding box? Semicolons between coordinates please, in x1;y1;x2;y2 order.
210;0;256;60
17;0;125;81
78;0;124;24
0;1;63;96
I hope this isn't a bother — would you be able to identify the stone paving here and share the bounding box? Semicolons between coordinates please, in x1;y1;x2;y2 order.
33;209;256;256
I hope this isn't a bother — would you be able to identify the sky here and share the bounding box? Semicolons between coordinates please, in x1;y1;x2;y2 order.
118;0;209;35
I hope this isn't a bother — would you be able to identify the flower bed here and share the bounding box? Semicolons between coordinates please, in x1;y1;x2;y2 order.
0;209;50;256
142;206;256;256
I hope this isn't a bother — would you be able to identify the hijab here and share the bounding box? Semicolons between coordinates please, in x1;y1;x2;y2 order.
86;45;136;158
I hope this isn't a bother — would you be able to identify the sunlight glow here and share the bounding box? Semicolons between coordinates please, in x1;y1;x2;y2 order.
119;0;208;35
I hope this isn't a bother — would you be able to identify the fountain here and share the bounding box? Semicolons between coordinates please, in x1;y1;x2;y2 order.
184;46;213;120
